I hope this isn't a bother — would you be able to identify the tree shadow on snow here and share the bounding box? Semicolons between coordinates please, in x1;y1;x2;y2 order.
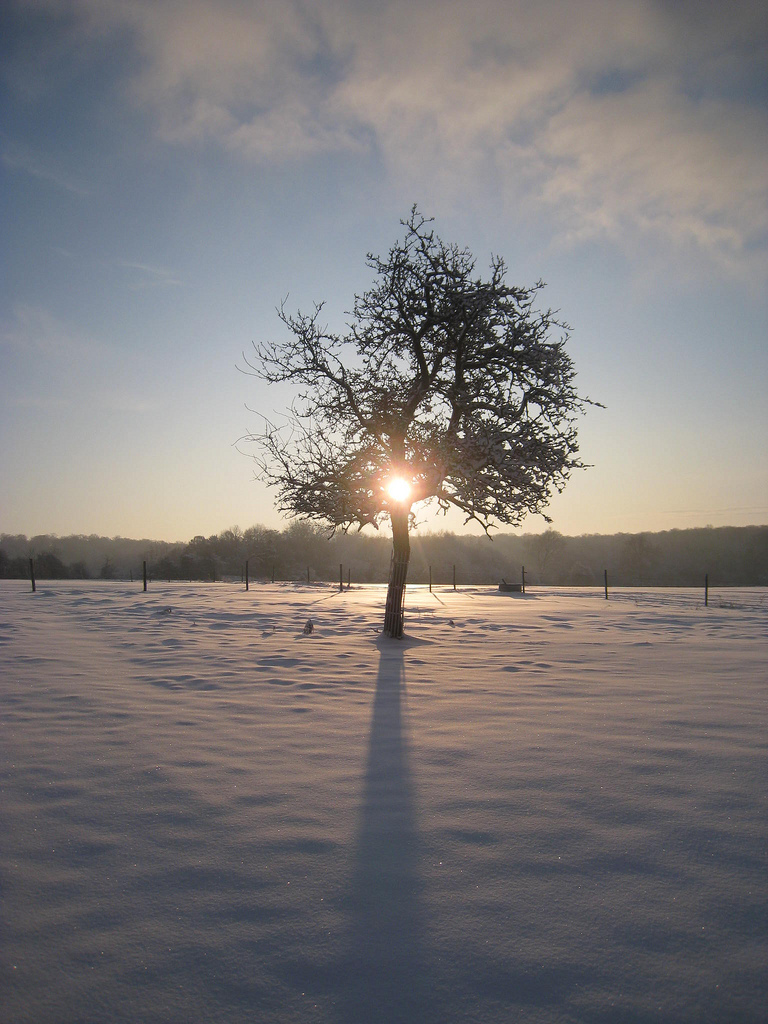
334;636;433;1023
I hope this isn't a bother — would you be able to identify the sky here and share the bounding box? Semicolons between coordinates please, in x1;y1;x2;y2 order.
1;0;767;543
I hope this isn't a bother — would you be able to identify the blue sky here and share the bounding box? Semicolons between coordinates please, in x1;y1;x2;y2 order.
2;0;767;541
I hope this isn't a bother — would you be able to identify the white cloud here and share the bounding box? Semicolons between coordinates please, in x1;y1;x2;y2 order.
535;82;768;259
12;0;768;268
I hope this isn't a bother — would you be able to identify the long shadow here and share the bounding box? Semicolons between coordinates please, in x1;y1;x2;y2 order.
335;636;433;1023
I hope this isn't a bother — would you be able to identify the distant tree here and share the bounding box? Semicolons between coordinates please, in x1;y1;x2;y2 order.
531;528;565;584
1;552;29;578
621;533;656;585
243;525;280;578
99;558;117;580
183;536;217;581
35;552;70;579
568;561;595;586
217;526;245;570
279;520;333;580
152;556;178;582
244;208;598;635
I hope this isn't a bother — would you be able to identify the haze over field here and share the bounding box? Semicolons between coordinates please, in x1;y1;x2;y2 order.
3;524;767;588
2;0;767;541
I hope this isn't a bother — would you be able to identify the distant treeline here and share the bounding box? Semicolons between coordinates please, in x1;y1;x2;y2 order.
1;523;767;586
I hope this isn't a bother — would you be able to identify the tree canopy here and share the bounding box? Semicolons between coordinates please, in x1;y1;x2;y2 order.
243;207;596;538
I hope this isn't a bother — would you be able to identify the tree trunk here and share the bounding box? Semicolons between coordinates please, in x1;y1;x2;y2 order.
383;508;410;638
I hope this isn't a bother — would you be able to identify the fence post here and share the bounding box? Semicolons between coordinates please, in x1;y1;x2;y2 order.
271;564;275;584
143;560;147;592
604;569;608;599
245;560;249;592
453;564;456;591
339;563;343;593
705;573;708;607
521;565;526;594
429;565;432;592
29;558;36;593
347;567;351;590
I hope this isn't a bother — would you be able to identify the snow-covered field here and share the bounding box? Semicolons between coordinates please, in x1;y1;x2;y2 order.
1;580;766;1024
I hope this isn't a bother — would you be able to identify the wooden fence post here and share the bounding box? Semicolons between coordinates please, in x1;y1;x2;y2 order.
339;563;343;593
271;565;275;584
29;558;36;593
245;560;249;592
521;565;526;594
429;565;432;592
453;564;456;590
143;560;147;592
705;573;708;607
347;567;351;590
604;569;608;600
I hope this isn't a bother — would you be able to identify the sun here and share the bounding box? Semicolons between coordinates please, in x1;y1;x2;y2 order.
386;477;412;503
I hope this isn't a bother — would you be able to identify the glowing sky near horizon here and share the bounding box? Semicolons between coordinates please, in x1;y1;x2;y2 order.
1;0;766;541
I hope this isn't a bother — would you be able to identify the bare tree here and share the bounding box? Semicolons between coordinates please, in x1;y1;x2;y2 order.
242;207;598;636
531;528;565;584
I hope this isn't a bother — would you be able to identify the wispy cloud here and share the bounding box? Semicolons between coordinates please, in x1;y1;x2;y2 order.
115;261;183;289
49;248;183;288
0;304;110;410
1;137;90;195
11;0;768;269
0;304;155;416
0;304;106;360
